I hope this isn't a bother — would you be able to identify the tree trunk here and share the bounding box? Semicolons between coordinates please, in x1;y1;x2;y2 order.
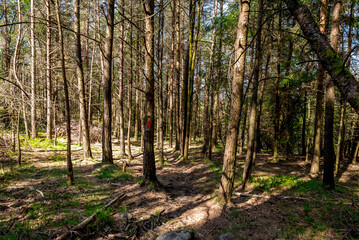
46;0;53;140
55;0;74;185
143;0;159;184
30;0;37;139
101;0;115;164
118;0;125;156
75;0;92;159
157;0;165;164
202;0;218;157
310;0;326;176
127;4;134;161
323;0;341;189
218;0;251;204
175;0;181;151
242;0;263;191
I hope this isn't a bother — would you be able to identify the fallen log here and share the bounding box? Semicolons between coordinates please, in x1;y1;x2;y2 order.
55;193;125;240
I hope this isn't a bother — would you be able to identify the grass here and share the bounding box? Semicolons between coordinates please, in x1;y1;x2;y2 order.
95;164;134;180
21;137;67;151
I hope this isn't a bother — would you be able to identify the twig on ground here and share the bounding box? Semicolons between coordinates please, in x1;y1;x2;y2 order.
55;193;125;240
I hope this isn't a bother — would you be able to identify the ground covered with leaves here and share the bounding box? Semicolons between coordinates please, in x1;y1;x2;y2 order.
0;135;359;240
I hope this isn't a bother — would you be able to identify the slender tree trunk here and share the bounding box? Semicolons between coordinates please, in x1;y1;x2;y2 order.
202;0;218;157
310;0;326;176
169;0;176;148
102;0;115;164
55;0;74;185
143;0;159;184
118;0;125;156
157;0;165;164
219;0;251;204
175;0;181;151
46;0;53;140
242;0;263;191
184;0;201;161
273;5;282;161
305;93;311;163
323;0;341;189
127;4;134;161
75;0;92;158
30;0;37;138
17;111;21;166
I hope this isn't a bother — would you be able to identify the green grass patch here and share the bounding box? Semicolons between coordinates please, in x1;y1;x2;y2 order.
95;165;134;180
21;137;67;150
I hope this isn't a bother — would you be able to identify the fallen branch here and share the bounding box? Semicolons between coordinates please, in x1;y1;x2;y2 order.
55;193;125;240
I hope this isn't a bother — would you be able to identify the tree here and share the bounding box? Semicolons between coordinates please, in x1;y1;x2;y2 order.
46;0;53;140
102;0;115;164
143;0;159;185
219;0;251;204
310;0;326;177
323;0;341;189
75;0;92;159
242;0;264;191
54;0;74;185
30;0;37;138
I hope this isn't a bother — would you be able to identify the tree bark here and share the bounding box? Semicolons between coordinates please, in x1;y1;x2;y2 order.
75;0;92;158
143;0;159;184
102;0;115;164
118;0;125;156
310;0;326;176
242;0;263;191
55;0;74;185
323;0;341;189
30;0;37;138
218;0;251;204
46;0;53;140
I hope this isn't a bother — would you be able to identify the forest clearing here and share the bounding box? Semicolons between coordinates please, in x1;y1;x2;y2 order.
1;0;359;239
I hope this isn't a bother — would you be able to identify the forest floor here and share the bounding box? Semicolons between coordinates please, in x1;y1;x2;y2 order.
0;134;359;240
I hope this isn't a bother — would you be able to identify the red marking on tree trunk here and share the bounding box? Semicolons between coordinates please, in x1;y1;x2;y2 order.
147;121;152;128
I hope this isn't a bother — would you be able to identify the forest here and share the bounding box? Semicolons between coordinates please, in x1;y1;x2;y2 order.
0;0;359;239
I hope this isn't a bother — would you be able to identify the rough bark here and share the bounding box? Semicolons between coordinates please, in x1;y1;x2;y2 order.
75;0;92;158
310;0;326;176
143;0;158;184
30;0;37;139
242;0;263;191
55;0;74;185
46;0;53;140
323;0;341;189
218;0;251;204
118;0;125;156
102;0;115;164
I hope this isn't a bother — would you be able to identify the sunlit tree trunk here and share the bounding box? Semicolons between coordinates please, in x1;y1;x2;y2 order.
218;0;251;204
143;0;159;184
30;0;37;139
